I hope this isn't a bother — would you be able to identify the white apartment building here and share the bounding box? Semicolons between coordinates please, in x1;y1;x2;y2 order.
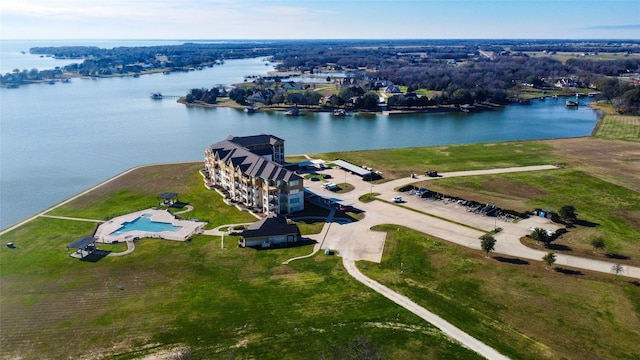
204;135;304;215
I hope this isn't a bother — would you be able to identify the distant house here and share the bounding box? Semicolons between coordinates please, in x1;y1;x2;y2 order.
246;90;274;104
385;85;402;94
555;78;578;88
240;215;301;248
282;81;303;90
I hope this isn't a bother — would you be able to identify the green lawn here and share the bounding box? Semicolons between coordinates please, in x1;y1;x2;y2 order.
0;164;481;360
0;219;480;359
315;141;561;180
593;114;640;142
416;169;640;260
363;225;640;360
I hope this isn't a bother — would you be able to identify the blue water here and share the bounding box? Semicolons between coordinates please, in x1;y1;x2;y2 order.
110;214;182;235
0;40;600;229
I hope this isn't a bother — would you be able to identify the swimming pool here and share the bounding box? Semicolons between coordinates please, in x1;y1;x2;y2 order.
110;213;183;235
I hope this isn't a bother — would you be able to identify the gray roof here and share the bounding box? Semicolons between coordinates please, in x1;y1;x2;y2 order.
332;159;371;177
67;237;96;249
208;139;300;183
242;215;300;239
158;192;178;199
225;134;284;147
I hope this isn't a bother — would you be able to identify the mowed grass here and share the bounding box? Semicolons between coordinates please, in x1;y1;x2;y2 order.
0;167;480;359
45;162;258;228
314;141;560;180
363;225;640;360
593;114;640;142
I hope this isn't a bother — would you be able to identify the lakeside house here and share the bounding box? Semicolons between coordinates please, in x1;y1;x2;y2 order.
204;135;304;216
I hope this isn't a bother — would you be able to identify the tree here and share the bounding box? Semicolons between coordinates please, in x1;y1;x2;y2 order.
590;236;605;253
530;227;552;247
542;252;556;269
559;205;577;223
611;263;624;280
360;91;380;111
480;234;496;257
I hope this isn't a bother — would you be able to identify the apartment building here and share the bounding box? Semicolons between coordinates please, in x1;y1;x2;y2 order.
204;135;304;215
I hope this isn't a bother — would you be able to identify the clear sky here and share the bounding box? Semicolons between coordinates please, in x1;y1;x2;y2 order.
1;0;639;40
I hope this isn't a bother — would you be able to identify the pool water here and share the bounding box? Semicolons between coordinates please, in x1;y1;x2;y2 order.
110;214;182;235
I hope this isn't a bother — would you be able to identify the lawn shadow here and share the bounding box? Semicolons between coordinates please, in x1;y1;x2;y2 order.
493;256;530;265
629;280;640;288
253;238;317;251
80;250;112;263
554;267;584;276
606;253;630;261
573;219;600;228
546;243;572;251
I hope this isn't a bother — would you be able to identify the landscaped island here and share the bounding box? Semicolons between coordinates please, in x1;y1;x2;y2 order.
1;106;638;359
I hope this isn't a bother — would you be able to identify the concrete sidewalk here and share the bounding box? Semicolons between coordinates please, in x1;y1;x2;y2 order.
343;258;510;360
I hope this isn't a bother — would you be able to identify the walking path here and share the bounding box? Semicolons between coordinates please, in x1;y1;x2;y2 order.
39;214;105;223
343;258;510;360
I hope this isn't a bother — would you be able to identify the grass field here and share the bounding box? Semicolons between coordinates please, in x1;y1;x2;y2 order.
363;225;640;360
521;51;640;64
0;179;481;359
314;141;561;180
593;114;640;142
416;169;640;262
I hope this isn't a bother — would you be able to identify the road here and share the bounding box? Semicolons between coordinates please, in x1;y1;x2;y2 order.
298;163;639;359
304;165;640;279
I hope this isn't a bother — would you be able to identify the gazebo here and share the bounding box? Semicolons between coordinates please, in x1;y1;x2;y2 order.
158;192;178;206
66;236;97;259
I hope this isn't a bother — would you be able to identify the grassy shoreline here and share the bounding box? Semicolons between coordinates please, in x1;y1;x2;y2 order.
1;103;639;359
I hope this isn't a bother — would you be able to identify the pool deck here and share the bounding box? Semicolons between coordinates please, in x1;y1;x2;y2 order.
94;208;206;243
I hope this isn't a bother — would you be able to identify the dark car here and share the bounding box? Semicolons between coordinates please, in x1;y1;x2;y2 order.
323;174;332;179
310;177;320;181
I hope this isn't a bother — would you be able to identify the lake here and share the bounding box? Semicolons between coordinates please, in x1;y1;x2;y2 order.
0;40;599;229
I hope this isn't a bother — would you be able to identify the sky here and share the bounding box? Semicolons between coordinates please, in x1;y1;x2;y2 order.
1;0;639;40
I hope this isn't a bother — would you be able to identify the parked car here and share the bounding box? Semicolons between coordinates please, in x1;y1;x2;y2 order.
310;177;320;181
392;196;403;203
323;174;332;179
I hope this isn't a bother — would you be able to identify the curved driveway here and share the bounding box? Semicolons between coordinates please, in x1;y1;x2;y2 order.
304;164;640;278
301;164;639;359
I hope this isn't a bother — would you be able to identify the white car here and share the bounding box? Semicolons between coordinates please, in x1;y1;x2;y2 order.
392;196;403;203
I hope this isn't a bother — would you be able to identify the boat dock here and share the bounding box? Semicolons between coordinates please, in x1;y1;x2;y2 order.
150;92;180;100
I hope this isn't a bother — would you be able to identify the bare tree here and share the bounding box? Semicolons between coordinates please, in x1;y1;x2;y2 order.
612;263;624;280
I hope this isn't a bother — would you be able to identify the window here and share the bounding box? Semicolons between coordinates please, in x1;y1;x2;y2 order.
290;198;300;204
289;180;299;186
290;189;299;195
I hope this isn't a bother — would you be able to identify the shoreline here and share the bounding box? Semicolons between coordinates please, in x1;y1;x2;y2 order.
0;161;202;235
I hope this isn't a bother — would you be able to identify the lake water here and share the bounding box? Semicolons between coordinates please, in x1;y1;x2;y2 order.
0;40;599;229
